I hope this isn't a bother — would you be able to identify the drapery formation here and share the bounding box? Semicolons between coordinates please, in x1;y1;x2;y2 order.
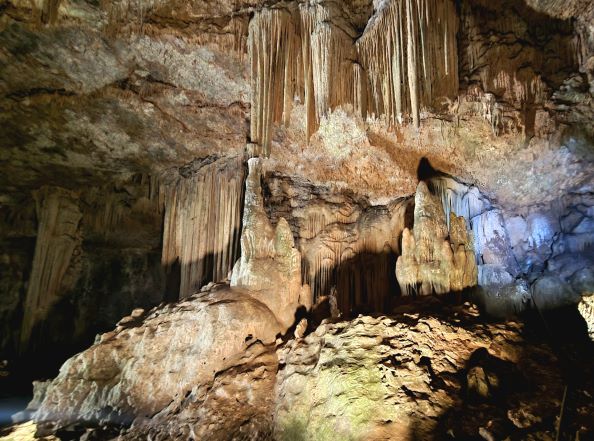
161;158;245;298
20;187;82;350
248;5;357;156
358;0;458;127
248;0;459;154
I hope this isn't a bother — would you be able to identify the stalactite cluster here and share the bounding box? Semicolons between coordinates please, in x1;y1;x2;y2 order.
161;157;245;298
20;187;82;351
84;174;163;241
248;4;357;155
248;0;459;154
358;0;459;127
396;182;477;296
430;176;487;231
295;201;408;315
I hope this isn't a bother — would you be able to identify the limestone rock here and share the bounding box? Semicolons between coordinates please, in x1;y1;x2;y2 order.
274;301;564;441
532;275;581;310
231;158;311;331
264;171;409;315
32;285;283;436
396;182;477;295
578;293;594;341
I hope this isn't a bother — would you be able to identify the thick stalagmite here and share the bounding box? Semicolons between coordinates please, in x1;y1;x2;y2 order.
396;182;477;295
357;0;458;127
161;157;244;299
231;158;312;331
20;187;82;351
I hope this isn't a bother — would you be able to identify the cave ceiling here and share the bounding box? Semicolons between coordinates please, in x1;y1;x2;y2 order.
0;0;593;210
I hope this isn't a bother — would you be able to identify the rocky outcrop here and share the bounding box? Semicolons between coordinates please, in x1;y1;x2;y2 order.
28;156;316;438
274;300;571;441
396;182;477;296
33;285;283;438
231;158;312;330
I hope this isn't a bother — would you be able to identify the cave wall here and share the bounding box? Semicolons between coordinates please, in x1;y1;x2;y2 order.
0;175;167;378
0;0;593;382
262;171;410;316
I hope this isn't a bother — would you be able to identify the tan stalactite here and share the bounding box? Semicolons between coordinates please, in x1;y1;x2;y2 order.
161;158;245;298
248;4;357;155
396;182;477;296
20;187;82;351
357;0;458;127
248;8;302;157
298;200;409;315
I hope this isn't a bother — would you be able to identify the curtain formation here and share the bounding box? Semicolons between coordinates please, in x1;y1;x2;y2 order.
248;0;459;155
161;158;245;298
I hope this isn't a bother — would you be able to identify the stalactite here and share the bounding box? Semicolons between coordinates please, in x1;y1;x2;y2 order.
357;0;458;127
248;8;301;157
429;177;488;231
248;4;356;154
301;3;357;131
298;201;408;315
20;187;82;351
161;157;245;298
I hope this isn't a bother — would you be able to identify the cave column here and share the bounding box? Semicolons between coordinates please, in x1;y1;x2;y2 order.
20;186;82;351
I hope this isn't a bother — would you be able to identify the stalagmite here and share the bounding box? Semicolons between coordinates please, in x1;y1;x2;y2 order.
358;0;459;127
396;182;477;296
20;187;82;351
231;158;312;331
161;157;244;298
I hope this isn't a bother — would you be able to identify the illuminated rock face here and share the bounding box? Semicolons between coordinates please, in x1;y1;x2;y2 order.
161;156;245;298
578;294;594;341
396;182;477;296
30;158;314;438
33;285;283;439
274;301;566;441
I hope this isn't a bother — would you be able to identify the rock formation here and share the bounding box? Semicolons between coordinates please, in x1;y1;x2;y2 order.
263;172;409;315
578;294;594;341
231;158;312;330
358;0;458;127
1;0;594;439
161;156;244;298
274;300;585;441
26;158;316;438
19;187;82;351
396;182;477;296
32;285;283;439
248;3;358;155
